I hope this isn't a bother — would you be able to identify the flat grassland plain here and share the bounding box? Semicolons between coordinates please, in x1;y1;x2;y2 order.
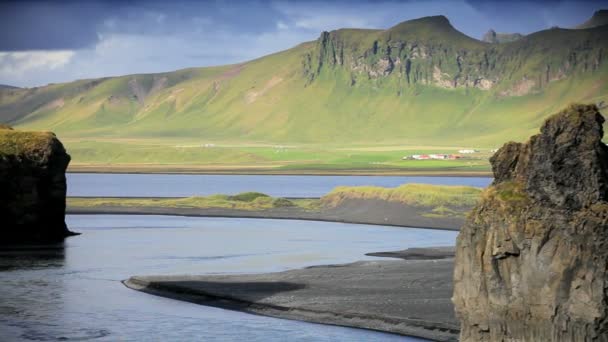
65;139;493;174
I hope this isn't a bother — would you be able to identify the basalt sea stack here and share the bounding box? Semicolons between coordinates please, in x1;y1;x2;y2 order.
453;104;608;341
0;126;73;243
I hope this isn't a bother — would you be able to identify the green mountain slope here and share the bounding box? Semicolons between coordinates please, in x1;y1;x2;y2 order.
1;15;608;170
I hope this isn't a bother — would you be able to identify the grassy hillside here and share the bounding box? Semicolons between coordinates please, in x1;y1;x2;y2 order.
1;15;607;171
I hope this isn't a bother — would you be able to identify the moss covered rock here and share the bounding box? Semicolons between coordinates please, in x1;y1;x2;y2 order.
453;104;608;341
0;129;73;243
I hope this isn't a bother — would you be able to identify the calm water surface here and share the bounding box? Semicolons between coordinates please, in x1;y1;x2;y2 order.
0;215;458;341
67;173;492;197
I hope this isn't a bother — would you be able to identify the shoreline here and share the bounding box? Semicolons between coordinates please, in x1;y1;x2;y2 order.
67;165;492;177
123;248;459;341
67;200;464;231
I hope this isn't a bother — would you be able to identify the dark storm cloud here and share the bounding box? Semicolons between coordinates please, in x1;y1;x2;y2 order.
463;0;608;32
0;1;106;50
0;0;286;51
2;0;607;51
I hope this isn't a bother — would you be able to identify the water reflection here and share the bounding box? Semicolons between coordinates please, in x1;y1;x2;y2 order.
0;243;65;271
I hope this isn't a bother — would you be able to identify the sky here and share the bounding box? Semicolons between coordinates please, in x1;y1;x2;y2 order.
1;0;607;88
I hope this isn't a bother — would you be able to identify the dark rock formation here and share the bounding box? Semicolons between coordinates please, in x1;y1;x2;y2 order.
575;10;608;29
453;103;608;341
0;129;74;243
482;29;523;44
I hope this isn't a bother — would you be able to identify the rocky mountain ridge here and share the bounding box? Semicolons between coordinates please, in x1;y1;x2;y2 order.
304;16;607;95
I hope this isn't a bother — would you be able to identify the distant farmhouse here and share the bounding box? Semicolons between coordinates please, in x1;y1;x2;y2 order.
458;149;478;154
404;154;462;160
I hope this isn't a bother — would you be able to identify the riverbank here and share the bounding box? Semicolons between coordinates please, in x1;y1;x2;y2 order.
67;184;480;230
67;197;467;230
124;246;458;341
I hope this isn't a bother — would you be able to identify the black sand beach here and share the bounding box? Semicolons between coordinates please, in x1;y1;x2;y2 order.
74;199;464;340
124;249;458;341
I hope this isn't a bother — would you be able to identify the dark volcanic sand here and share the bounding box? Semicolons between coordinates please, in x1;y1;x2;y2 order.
366;246;455;260
68;198;466;230
124;249;458;342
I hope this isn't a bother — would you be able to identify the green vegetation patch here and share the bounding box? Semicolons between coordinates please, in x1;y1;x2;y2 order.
0;129;55;157
422;205;462;218
68;194;317;212
491;181;530;204
321;183;482;218
272;197;296;207
322;183;482;207
227;192;270;202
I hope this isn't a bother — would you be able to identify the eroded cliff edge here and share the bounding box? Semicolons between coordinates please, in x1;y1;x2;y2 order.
453;103;608;341
0;126;74;243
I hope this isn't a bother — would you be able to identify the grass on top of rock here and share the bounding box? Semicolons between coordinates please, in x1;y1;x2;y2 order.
67;193;320;211
0;129;56;156
484;180;530;207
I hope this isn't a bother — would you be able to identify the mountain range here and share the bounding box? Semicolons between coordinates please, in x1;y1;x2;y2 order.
1;12;607;150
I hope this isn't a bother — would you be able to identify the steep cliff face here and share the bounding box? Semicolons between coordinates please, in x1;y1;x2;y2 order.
0;128;73;243
453;104;608;341
304;16;607;95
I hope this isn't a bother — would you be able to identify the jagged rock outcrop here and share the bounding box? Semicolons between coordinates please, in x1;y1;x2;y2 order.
482;29;523;43
0;128;74;243
303;16;606;96
453;104;608;341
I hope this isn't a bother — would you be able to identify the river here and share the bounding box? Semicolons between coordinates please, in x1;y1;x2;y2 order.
67;173;491;197
0;174;480;341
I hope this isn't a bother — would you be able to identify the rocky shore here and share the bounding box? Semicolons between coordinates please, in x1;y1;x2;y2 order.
124;246;459;342
453;104;608;341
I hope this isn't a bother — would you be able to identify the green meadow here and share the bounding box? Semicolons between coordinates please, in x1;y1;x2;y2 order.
63;139;492;173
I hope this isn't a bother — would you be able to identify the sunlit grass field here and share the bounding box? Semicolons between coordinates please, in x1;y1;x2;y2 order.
63;138;492;173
